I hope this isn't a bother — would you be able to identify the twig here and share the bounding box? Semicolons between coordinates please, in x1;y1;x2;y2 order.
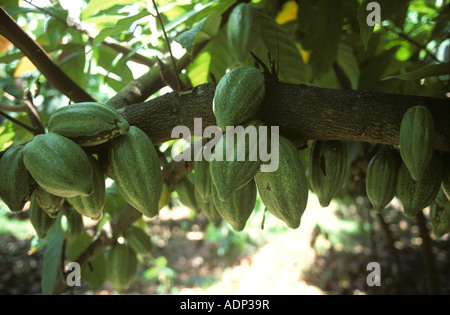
0;102;27;113
0;6;96;103
23;91;45;135
0;110;36;134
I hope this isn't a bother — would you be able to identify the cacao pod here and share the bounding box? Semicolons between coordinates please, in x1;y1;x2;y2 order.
59;208;85;243
227;3;260;64
34;185;65;218
0;145;36;212
209;119;263;201
399;105;435;181
48;102;130;147
176;172;200;213
212;178;256;232
442;155;450;201
68;155;105;220
23;132;94;198
28;196;56;239
430;190;450;238
365;151;401;213
194;146;212;202
107;126;163;218
309;140;347;207
124;225;153;256
213;66;265;131
396;151;443;218
195;188;221;224
107;241;138;292
254;135;308;229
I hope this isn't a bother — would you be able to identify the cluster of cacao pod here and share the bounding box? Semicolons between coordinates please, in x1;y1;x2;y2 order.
0;102;164;240
365;106;450;237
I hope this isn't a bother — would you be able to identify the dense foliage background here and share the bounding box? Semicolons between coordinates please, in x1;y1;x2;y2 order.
0;0;449;295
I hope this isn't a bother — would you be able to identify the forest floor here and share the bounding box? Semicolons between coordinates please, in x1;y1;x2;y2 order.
1;193;450;295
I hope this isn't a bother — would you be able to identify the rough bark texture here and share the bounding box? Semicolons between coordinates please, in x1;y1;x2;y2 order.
118;81;450;152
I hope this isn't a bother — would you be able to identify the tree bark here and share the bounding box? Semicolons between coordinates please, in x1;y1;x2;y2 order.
118;81;450;152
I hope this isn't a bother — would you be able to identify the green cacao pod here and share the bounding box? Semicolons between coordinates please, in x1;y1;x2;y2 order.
107;126;163;218
0;145;36;212
212;178;256;232
48;102;130;147
209;119;263;201
442;155;450;201
124;225;153;256
213;66;265;130
227;3;260;64
396;151;443;218
28;196;56;239
34;185;65;218
309;140;348;208
59;208;85;242
107;241;138;292
69;155;105;220
195;188;221;224
399;106;435;181
176;172;200;213
23;132;94;198
255;136;308;229
430;190;450;238
365;151;401;213
194;146;212;202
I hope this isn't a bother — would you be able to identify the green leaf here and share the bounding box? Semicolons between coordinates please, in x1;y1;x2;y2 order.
93;11;151;46
41;221;65;295
59;49;88;89
381;63;450;81
175;13;222;54
336;43;360;89
357;0;375;50
259;13;308;84
81;251;107;287
81;0;138;20
298;0;344;76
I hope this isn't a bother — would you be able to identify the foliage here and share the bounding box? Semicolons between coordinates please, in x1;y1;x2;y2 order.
0;0;449;294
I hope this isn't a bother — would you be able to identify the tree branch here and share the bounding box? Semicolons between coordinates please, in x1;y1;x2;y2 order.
118;81;450;152
0;6;96;103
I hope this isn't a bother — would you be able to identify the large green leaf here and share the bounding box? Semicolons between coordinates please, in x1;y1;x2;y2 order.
381;63;450;81
93;11;151;46
175;13;222;54
336;43;360;89
41;220;65;295
297;0;344;76
81;0;140;20
259;13;308;84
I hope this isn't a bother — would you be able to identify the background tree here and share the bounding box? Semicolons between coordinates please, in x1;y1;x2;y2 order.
0;0;449;295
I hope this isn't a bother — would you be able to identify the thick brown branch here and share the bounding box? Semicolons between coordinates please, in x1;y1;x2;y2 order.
118;82;450;152
0;6;96;103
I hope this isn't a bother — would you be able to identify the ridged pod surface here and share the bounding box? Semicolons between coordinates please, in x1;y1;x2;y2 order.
309;140;347;207
107;242;138;292
34;185;65;218
365;151;401;213
195;189;221;224
212;179;256;232
23;132;94;198
48;102;130;147
107;126;163;218
227;3;260;64
29;196;55;239
430;190;450;238
176;173;200;213
399;106;435;180
254;136;308;229
59;208;85;243
209;119;263;201
0;145;36;212
69;155;105;220
213;66;265;130
194;146;212;202
397;151;443;218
